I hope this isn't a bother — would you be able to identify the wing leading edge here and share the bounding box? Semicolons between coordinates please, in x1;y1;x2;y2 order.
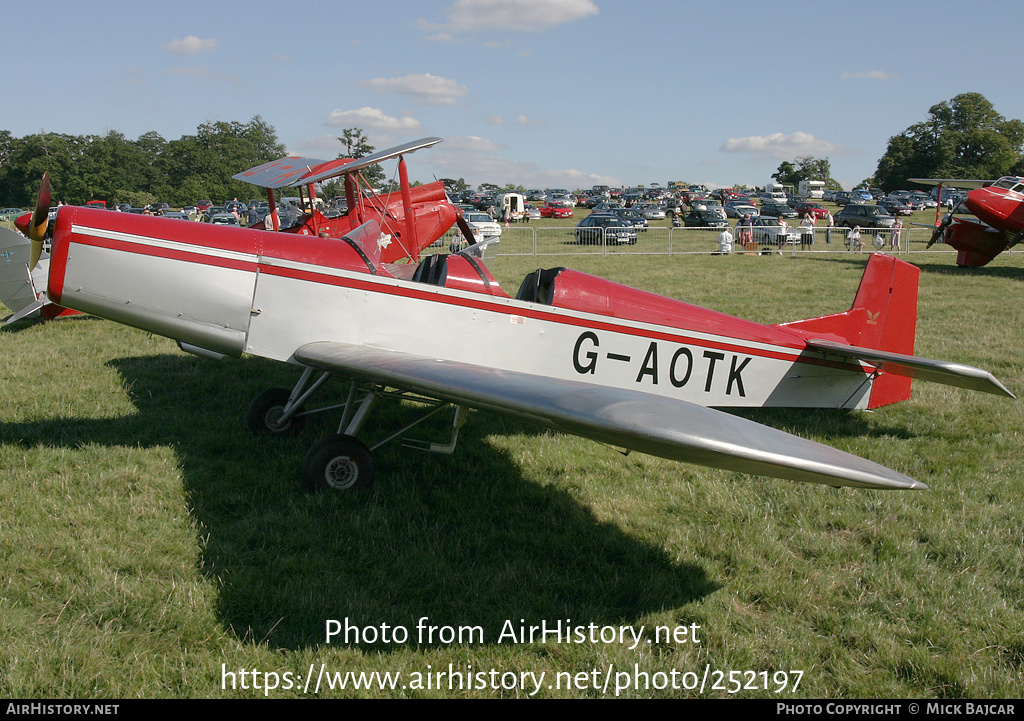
293;342;927;490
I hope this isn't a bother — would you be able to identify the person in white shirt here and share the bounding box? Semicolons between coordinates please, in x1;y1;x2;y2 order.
717;227;733;254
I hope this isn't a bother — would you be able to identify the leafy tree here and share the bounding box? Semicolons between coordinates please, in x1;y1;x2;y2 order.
871;93;1024;191
772;156;842;190
439;177;467;193
337;128;385;190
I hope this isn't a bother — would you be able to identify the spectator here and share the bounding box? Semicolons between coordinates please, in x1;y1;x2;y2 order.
717;227;734;254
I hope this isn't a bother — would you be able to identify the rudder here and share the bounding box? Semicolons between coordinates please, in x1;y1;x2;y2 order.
778;254;919;407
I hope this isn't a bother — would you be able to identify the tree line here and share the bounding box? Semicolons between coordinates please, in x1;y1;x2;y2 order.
0;116;287;209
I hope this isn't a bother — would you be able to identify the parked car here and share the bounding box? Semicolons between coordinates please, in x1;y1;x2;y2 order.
523;203;541;221
724;201;758;218
604;207;648;229
749;216;802;245
879;198;913;216
463;211;503;238
759;202;798;219
208;212;241;226
683;209;729;228
575;215;638;245
539;202;573;219
795;202;829;219
637;203;665;220
833;204;897;229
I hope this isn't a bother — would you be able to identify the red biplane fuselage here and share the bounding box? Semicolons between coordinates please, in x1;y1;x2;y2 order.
914;176;1024;267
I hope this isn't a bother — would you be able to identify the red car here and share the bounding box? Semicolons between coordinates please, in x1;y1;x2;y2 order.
795;202;829;219
539;202;573;219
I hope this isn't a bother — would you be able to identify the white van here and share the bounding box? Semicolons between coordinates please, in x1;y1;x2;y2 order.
495;192;525;221
798;180;825;199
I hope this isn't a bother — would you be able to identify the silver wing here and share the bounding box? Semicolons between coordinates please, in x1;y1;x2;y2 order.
294;341;927;491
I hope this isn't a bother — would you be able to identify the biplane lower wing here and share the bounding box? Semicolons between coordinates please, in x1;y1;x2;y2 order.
806;339;1014;398
293;341;926;490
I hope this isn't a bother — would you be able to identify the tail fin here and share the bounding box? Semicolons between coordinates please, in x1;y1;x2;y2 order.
778;254;919;407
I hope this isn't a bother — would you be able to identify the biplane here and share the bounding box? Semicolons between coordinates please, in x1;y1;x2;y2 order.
17;139;1016;493
910;176;1024;267
231;137;465;263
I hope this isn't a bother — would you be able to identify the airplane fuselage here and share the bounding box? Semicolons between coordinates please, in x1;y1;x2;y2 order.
965;177;1024;234
47;207;883;413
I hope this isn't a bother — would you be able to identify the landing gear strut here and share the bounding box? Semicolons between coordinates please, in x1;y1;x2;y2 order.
246;369;467;491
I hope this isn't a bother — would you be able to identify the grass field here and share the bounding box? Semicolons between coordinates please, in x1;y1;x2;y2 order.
1;249;1022;698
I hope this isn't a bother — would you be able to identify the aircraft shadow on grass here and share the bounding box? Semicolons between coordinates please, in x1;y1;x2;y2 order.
3;351;737;651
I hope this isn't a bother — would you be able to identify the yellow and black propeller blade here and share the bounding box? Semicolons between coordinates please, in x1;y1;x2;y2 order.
14;173;51;270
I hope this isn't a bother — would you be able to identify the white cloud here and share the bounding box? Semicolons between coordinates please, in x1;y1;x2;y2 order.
719;132;851;159
166;35;217;55
516;115;543;125
842;70;900;81
357;74;468;106
325;107;422;131
417;0;599;36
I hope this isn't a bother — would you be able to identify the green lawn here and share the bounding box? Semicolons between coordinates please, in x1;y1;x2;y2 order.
1;250;1022;698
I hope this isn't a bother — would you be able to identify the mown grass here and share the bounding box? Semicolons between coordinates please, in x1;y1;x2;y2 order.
1;250;1022;698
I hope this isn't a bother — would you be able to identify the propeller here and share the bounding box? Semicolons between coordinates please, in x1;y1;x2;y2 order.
454;212;478;247
13;172;51;269
927;212;953;248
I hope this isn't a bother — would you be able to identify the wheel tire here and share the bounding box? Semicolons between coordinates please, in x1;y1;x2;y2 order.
246;388;306;436
302;435;375;492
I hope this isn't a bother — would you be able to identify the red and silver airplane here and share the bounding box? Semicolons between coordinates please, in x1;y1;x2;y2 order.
911;176;1024;267
20;139;1016;493
2;139;466;324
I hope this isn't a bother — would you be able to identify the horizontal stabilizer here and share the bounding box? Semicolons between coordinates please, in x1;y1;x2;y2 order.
295;342;929;490
807;339;1014;398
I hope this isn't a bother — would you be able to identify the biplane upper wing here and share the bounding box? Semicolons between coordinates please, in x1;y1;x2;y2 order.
909;178;992;190
232;137;444;189
293;341;927;491
806;339;1015;398
231;157;353;189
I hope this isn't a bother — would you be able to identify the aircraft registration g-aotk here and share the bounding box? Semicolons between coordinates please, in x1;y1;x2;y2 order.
29;138;1015;493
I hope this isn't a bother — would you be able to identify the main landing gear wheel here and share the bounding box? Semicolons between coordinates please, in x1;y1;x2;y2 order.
302;434;375;492
246;388;306;436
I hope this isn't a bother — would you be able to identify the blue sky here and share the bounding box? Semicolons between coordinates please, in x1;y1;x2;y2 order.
4;0;1022;192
